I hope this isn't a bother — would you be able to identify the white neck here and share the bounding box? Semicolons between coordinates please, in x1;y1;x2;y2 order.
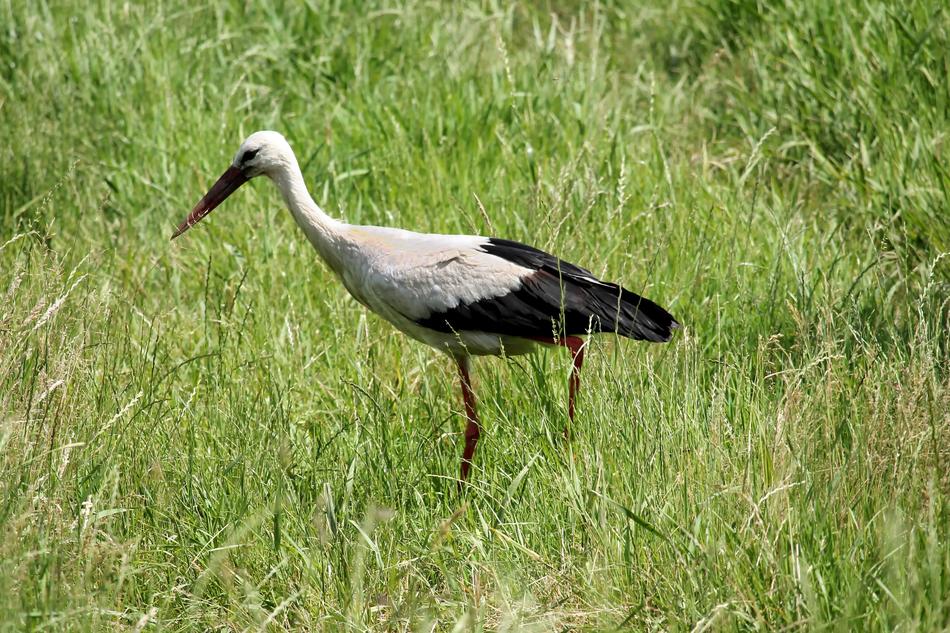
267;156;348;270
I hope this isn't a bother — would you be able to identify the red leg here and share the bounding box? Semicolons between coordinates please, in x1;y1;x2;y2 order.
456;356;480;484
564;336;585;432
530;335;586;438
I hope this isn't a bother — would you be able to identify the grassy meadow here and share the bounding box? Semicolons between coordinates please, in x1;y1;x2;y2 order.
1;0;948;629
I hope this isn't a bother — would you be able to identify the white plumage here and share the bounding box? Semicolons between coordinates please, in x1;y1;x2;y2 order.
173;131;679;484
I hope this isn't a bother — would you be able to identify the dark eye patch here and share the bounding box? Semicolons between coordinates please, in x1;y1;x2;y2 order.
242;148;259;163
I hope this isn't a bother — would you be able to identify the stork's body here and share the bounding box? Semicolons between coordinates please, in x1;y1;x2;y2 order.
174;131;680;483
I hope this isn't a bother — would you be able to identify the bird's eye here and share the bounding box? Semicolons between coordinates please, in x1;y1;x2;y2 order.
242;149;259;163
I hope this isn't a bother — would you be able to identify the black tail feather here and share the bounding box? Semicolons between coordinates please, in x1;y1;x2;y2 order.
612;286;680;342
567;280;678;342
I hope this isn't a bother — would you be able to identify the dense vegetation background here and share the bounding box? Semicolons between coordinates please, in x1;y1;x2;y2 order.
1;0;947;629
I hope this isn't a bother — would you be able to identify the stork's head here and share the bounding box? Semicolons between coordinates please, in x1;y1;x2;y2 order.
231;130;294;179
171;130;294;239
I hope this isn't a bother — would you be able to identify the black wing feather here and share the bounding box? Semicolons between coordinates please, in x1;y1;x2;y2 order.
415;238;680;342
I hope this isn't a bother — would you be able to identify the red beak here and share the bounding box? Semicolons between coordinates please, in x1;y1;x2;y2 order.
171;166;249;240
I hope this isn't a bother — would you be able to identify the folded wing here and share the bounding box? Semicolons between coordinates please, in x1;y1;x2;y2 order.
411;237;680;342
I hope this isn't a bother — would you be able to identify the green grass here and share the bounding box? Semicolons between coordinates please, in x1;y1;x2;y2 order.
1;0;948;629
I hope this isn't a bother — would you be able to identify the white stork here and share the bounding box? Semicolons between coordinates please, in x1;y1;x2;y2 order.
172;131;679;483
